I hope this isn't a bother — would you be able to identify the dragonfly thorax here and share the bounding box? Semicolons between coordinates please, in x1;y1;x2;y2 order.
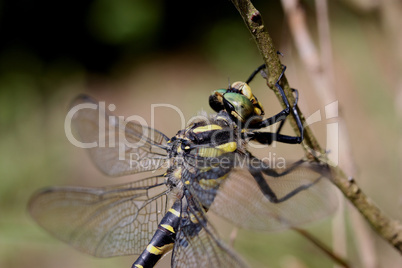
168;114;244;161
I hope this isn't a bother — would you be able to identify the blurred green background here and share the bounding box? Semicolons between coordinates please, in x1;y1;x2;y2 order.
1;0;401;267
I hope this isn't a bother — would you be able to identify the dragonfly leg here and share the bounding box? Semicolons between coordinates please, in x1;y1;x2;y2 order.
246;63;266;84
248;65;304;145
250;169;323;203
249;160;324;203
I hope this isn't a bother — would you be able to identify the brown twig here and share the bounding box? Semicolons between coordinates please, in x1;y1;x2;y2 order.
292;227;350;268
230;0;323;158
230;0;402;255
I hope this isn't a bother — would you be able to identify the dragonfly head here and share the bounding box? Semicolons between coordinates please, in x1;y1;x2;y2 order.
209;81;264;124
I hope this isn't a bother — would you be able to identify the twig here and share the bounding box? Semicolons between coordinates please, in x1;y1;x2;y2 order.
230;0;402;255
230;0;323;158
292;227;350;268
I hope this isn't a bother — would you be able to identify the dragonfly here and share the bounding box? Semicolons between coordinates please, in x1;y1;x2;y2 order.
28;65;337;268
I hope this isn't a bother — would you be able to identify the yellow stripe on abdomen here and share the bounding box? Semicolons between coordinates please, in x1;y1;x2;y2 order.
146;243;174;256
168;208;180;217
160;224;175;233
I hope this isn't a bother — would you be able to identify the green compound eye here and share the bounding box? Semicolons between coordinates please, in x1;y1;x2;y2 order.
230;81;253;100
223;92;254;122
231;81;264;116
215;89;227;95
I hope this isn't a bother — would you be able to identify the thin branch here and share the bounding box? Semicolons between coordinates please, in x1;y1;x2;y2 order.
230;0;402;255
293;227;350;268
230;0;323;158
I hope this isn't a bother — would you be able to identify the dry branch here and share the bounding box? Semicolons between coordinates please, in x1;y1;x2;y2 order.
230;0;402;255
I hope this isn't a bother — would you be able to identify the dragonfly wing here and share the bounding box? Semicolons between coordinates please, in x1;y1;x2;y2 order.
70;95;169;176
28;176;169;257
171;196;248;268
213;160;338;231
199;158;338;231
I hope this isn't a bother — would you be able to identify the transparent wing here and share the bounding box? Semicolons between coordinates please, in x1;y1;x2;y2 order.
172;195;248;268
209;159;338;231
185;155;337;231
28;176;170;257
69;95;169;176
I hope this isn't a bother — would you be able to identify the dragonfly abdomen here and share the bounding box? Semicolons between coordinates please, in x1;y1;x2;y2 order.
132;201;181;268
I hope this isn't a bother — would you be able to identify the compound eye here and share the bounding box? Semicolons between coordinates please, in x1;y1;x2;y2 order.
223;92;254;122
214;89;227;95
231;81;253;100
